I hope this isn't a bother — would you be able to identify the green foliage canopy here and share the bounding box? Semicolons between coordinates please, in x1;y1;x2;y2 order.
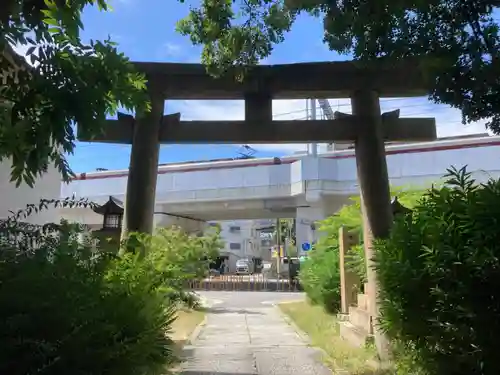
177;0;500;132
1;0;148;186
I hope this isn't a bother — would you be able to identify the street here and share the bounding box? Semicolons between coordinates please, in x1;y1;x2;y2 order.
180;291;331;375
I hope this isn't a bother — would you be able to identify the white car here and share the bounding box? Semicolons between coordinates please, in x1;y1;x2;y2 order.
235;260;252;275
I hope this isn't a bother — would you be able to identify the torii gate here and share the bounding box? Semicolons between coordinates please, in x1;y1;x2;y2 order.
78;59;435;237
78;59;435;359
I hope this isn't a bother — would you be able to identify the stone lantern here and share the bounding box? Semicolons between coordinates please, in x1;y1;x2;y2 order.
92;196;124;230
91;196;124;252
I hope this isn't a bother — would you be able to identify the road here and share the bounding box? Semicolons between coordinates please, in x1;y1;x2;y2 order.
180;291;331;375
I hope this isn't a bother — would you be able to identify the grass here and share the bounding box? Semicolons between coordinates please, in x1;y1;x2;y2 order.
168;308;205;373
279;301;390;375
171;308;205;346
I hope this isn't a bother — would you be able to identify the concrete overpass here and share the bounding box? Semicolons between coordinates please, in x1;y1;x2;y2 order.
60;135;500;253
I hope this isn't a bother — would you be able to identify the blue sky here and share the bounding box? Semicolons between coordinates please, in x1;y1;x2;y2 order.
64;0;489;172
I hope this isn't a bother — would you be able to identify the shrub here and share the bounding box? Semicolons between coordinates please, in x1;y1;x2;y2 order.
299;197;362;312
375;167;500;375
299;188;422;312
299;248;341;312
0;199;178;375
126;226;222;306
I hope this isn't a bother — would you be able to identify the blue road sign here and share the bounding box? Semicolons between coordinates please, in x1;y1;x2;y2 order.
301;242;311;251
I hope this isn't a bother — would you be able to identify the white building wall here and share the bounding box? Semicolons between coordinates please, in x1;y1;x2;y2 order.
0;161;61;224
62;137;500;206
335;138;500;193
63;162;292;203
215;219;262;273
295;206;327;257
59;206;103;228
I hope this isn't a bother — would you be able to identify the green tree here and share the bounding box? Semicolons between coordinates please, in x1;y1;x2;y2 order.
123;226;223;306
1;0;148;186
177;0;500;132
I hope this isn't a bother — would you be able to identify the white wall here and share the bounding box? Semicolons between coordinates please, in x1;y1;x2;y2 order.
63;162;292;203
62;138;500;206
215;219;263;272
59;207;103;227
0;160;61;224
335;140;500;192
295;206;326;257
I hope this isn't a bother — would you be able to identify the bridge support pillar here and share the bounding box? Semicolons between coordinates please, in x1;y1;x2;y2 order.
295;205;327;256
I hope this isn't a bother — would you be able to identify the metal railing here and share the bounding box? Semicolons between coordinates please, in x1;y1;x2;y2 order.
188;274;302;292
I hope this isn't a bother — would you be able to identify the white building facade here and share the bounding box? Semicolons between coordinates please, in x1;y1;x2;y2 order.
213;219;266;273
0;160;61;225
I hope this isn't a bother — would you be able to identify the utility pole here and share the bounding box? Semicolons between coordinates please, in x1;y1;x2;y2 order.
309;99;318;157
276;218;281;276
286;220;293;283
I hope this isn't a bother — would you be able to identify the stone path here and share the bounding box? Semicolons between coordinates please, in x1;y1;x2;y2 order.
180;293;331;375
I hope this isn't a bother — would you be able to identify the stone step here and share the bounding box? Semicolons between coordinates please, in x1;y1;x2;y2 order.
357;293;369;311
339;321;373;348
349;306;372;333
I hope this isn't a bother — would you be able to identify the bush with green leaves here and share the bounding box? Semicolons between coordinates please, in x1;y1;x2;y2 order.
299;188;422;312
0;199;178;375
375;167;500;375
122;226;222;308
299;248;342;313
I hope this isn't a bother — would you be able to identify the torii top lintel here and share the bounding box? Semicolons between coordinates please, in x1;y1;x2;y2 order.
134;58;430;100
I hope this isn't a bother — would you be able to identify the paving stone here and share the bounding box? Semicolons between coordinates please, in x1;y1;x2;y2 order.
180;292;331;375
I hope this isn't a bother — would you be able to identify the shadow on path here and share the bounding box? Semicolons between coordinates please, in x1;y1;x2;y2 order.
182;372;256;375
200;307;265;315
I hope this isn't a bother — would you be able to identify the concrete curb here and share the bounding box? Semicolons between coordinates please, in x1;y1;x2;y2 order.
188;314;207;345
274;303;349;375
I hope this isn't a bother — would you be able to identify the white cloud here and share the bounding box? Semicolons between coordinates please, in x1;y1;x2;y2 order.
164;42;181;56
170;97;490;156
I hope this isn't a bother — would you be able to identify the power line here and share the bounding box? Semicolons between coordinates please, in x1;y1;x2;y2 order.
273;97;422;118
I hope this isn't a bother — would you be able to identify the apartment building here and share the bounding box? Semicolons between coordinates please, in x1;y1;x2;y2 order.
210;219;271;273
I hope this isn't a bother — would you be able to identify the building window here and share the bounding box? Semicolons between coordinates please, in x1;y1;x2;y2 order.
104;214;122;229
229;226;241;233
261;239;272;247
229;242;241;250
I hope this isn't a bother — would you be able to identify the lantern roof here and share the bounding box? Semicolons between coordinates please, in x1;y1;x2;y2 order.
92;196;124;215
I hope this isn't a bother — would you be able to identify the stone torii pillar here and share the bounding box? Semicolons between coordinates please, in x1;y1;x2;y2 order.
335;90;430;361
124;90;164;237
79;88;181;237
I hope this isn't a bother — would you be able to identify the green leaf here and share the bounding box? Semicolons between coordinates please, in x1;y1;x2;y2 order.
42;18;59;26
